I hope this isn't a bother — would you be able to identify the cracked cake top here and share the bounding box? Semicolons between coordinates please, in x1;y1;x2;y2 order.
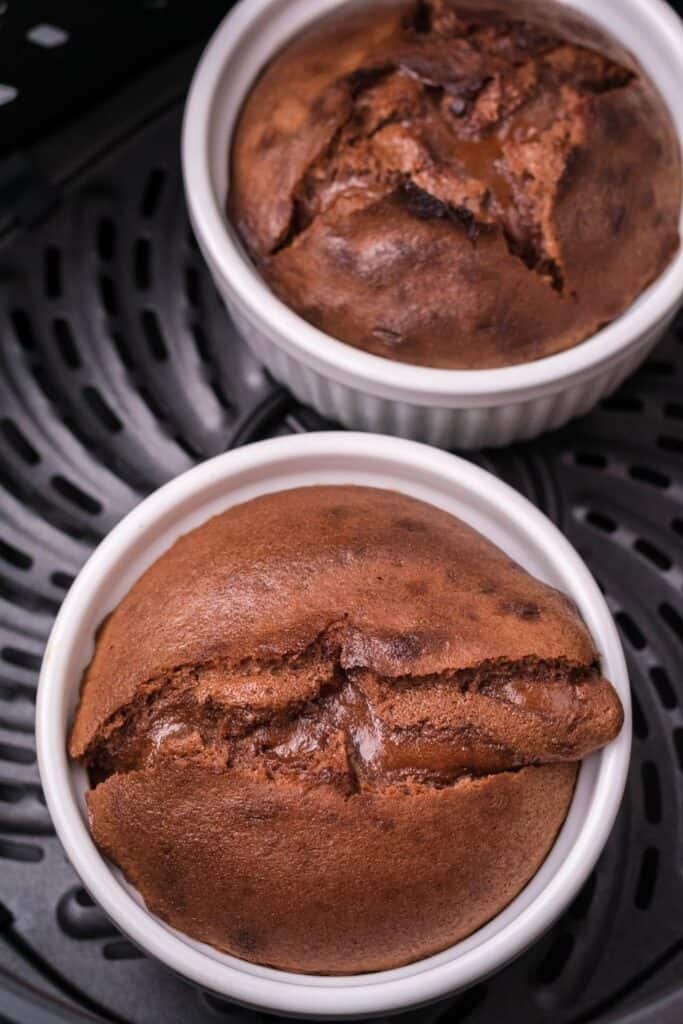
70;486;621;773
228;0;681;369
70;486;623;973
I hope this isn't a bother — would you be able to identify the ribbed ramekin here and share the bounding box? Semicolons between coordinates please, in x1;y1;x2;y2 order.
182;0;683;449
36;433;630;1017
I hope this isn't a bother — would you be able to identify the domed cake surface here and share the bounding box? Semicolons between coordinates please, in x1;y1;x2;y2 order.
229;0;681;368
71;486;623;973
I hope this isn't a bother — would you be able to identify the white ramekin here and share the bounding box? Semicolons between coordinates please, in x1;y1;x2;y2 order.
181;0;683;449
36;433;631;1018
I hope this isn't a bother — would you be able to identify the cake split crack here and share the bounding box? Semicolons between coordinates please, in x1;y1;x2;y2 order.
261;0;641;296
78;634;622;797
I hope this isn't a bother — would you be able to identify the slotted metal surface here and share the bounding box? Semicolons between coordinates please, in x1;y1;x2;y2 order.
0;6;683;1024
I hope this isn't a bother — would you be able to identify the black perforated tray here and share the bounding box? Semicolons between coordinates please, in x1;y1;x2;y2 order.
1;4;682;1023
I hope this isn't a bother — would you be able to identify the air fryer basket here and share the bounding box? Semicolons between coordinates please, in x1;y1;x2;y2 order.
0;3;682;1022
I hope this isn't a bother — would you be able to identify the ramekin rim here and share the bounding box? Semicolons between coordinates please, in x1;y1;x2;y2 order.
36;433;631;1017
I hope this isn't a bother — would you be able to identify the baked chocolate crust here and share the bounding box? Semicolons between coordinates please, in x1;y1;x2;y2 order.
229;0;681;368
71;486;623;972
